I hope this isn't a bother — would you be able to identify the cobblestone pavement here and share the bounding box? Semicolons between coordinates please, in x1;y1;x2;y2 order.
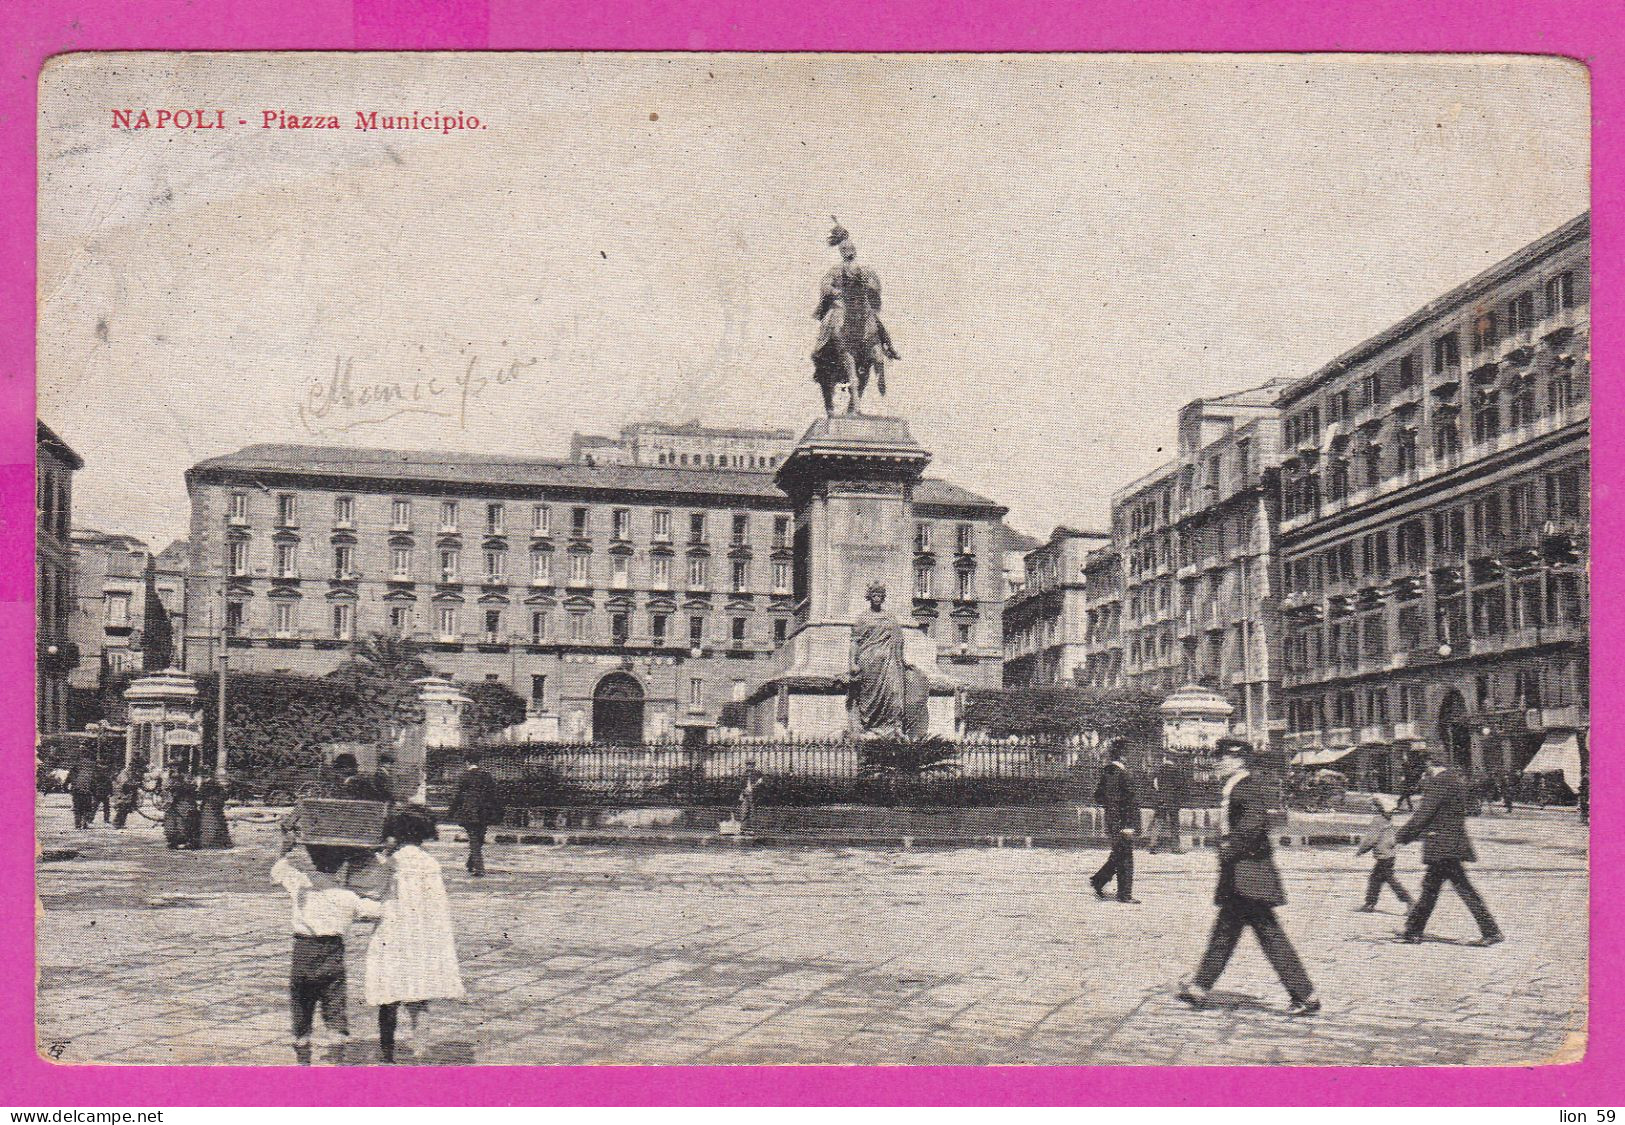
35;796;1587;1067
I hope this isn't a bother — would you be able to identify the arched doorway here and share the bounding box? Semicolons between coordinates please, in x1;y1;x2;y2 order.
1438;689;1473;773
592;672;645;745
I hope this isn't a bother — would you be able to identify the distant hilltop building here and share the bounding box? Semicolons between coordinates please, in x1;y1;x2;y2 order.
569;420;796;472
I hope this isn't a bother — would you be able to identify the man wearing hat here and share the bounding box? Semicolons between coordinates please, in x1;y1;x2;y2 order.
1179;737;1320;1016
1089;739;1141;904
1393;744;1504;946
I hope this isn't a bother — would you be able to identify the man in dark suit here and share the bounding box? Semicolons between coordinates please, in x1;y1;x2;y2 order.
1090;741;1141;904
1179;738;1320;1016
1394;748;1503;946
447;751;501;877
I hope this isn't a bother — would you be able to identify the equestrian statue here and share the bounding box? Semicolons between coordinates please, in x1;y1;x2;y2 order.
812;218;901;416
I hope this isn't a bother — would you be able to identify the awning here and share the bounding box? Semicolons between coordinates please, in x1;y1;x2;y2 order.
1525;731;1582;790
1291;747;1355;768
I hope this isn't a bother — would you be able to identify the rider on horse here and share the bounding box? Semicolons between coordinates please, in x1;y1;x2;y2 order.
812;219;900;415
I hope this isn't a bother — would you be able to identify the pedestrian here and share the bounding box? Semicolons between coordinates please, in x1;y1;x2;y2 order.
1394;746;1503;947
1502;769;1515;814
365;806;465;1064
1395;766;1417;812
1148;752;1188;854
67;758;98;830
1178;737;1321;1016
197;770;233;849
112;765;141;829
447;751;500;878
736;761;764;830
1355;795;1412;912
93;763;114;824
1089;740;1141;904
163;773;199;849
271;836;382;1066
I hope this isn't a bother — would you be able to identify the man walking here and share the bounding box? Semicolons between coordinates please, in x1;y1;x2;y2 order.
1178;737;1320;1016
1090;740;1141;904
1148;752;1188;854
1394;747;1503;946
447;751;500;878
67;757;98;829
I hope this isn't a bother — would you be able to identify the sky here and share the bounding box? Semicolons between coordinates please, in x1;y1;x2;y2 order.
37;52;1589;550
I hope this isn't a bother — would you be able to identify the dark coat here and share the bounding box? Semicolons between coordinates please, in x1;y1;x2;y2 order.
1154;761;1189;810
1093;761;1140;834
1396;766;1478;864
448;767;501;828
1216;771;1286;907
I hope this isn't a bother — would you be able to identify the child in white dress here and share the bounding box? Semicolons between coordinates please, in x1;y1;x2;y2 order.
364;807;466;1063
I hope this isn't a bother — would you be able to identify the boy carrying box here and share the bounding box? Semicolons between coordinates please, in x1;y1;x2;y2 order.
271;836;382;1065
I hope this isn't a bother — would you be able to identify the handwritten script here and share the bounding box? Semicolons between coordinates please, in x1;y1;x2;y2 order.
297;354;536;435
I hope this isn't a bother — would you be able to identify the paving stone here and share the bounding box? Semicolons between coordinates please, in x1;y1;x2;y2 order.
34;795;1587;1066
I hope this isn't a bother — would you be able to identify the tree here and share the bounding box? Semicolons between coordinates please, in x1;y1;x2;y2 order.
461;679;527;738
325;633;431;736
963;686;1164;748
139;559;174;671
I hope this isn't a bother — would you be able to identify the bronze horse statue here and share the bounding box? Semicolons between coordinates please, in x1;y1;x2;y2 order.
812;219;900;416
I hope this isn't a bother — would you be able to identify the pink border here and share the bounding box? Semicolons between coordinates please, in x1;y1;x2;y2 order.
6;0;1618;1106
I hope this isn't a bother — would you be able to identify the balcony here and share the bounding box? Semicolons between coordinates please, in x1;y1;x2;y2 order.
1541;305;1580;339
1176;563;1199;581
1393;721;1421;741
1530;704;1581;730
1358;724;1390;744
1497;329;1535;365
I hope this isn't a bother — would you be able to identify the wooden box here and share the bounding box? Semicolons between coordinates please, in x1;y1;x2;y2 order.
295;798;390;846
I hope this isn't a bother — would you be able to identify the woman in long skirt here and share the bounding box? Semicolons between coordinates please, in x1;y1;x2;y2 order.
197;771;233;849
364;806;465;1063
163;774;199;849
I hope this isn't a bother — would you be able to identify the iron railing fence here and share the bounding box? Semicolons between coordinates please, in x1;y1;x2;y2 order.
427;739;1227;810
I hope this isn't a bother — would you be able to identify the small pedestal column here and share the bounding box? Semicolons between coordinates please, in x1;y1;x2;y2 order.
747;415;959;738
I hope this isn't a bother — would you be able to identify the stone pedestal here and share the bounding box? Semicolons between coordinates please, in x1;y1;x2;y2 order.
747;415;961;738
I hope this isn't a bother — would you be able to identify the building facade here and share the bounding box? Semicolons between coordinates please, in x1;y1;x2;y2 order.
1080;544;1124;690
1002;526;1109;687
37;421;82;737
1090;380;1291;748
1276;213;1589;788
70;531;191;687
182;441;1008;743
569;420;796;471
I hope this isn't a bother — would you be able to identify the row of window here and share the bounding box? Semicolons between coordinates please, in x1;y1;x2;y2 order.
653;450;780;469
914;522;979;555
227;602;984;649
1283;572;1586;673
233;540;801;594
1280;372;1583;520
237;492;797;547
1283;270;1584;450
1285;658;1584;734
1282;466;1586;595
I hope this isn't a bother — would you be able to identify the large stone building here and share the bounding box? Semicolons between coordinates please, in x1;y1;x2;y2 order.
569;420;796;471
182;439;1008;743
69;530;190;687
1086;380;1291;748
1277;213;1589;787
1002;526;1109;687
37;421;82;736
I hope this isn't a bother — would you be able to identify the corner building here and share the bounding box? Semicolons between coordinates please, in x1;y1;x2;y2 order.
182;442;1007;743
1276;213;1589;787
1095;380;1291;749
